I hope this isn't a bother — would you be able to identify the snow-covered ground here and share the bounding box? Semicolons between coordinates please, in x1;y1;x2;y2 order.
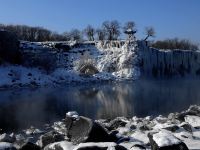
0;41;140;89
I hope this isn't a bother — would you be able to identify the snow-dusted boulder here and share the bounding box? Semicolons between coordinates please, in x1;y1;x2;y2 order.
38;131;64;148
74;142;127;150
184;115;200;128
0;133;15;143
148;131;188;150
65;116;111;144
44;141;75;150
0;142;16;150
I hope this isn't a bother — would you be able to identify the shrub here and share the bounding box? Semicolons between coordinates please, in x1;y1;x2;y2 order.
151;38;199;50
0;30;22;64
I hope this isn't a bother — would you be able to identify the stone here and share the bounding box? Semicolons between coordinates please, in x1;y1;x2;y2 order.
0;142;17;150
38;131;64;148
162;125;179;132
18;142;41;150
184;115;200;128
107;118;127;131
0;133;16;143
148;131;189;150
65;116;111;144
180;122;193;133
74;142;127;150
44;141;75;150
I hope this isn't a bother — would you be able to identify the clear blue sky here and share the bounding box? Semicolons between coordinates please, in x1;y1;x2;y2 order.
0;0;199;43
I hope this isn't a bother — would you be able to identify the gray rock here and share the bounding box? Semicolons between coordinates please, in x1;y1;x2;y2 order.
65;116;111;144
44;141;75;150
0;134;16;143
18;142;41;150
148;132;189;150
162;125;179;132
0;142;17;150
74;142;127;150
38;131;64;148
180;123;193;133
107;118;127;131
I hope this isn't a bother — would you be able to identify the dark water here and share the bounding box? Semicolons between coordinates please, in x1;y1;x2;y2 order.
0;79;200;132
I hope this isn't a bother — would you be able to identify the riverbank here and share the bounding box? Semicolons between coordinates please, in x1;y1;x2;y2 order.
0;105;199;149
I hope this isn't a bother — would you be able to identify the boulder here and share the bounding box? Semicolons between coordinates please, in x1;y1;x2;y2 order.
18;142;41;150
38;131;64;148
74;142;127;150
65;116;111;144
180;122;193;133
148;131;189;150
0;30;21;64
0;133;16;143
162;125;179;132
107;118;127;131
44;141;75;150
184;115;200;128
0;142;17;150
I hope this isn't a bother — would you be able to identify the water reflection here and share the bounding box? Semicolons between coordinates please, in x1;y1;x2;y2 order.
0;79;200;132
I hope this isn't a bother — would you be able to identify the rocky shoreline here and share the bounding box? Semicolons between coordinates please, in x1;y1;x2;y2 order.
0;105;200;150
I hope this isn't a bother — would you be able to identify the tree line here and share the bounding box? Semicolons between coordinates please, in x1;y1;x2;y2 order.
0;21;155;42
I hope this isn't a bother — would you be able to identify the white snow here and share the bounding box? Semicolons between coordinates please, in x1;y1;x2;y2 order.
0;142;14;150
185;115;200;127
44;141;75;150
153;131;181;147
66;111;79;119
74;142;116;150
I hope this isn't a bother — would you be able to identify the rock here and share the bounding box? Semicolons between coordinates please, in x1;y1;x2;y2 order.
38;131;64;148
44;141;75;150
74;142;127;150
187;105;200;117
137;122;152;131
162;125;179;132
18;142;41;150
0;133;16;143
180;122;193;133
184;115;200;128
130;144;146;150
0;142;16;150
107;118;127;131
66;116;111;144
148;131;189;150
0;30;21;64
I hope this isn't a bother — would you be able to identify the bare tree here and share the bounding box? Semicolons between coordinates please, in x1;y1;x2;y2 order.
123;21;136;31
96;28;106;41
144;27;155;41
69;29;82;41
84;25;95;41
102;20;121;40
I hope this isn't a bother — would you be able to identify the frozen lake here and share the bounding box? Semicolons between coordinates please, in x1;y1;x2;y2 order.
0;78;200;132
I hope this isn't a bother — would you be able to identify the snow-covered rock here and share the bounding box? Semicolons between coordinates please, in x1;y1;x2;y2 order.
148;131;189;150
184;115;200;128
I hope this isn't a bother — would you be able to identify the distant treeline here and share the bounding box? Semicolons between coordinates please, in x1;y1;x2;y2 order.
0;24;67;41
151;38;199;50
0;21;155;42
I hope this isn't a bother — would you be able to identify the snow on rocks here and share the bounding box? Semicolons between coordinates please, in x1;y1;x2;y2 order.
184;115;200;128
148;131;189;150
0;142;16;150
1;105;200;150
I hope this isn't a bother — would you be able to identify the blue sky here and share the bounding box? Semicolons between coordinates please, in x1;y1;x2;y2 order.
0;0;199;43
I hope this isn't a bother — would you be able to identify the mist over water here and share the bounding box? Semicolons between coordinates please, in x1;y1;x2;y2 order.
0;78;200;132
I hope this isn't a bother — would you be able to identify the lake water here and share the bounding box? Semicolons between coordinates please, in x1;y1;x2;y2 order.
0;79;200;132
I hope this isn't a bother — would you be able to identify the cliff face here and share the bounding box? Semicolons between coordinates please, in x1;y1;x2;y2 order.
138;41;200;78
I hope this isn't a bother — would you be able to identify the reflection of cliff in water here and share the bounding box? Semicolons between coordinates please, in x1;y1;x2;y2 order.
1;79;200;132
